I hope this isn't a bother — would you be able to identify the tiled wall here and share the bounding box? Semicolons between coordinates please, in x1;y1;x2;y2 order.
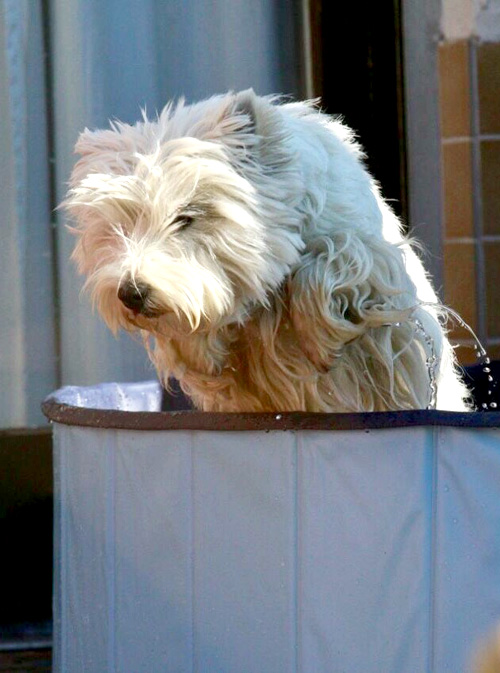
439;40;500;363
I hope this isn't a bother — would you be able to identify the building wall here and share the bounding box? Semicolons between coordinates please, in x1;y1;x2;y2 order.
439;0;500;363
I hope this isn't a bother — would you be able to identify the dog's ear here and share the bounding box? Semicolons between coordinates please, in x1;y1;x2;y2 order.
74;125;133;159
200;89;263;154
70;123;145;185
75;127;112;158
233;89;259;134
288;231;414;370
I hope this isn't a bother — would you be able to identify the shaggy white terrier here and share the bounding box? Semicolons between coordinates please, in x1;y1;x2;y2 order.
64;90;471;412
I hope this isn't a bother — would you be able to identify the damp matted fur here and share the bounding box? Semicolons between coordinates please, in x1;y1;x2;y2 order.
64;90;471;412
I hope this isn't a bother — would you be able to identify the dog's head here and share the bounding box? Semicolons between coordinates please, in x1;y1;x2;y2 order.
64;90;304;337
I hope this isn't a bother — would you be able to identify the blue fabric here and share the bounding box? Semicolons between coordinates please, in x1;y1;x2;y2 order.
50;383;500;673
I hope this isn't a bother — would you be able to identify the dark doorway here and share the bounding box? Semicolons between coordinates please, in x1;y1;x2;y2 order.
309;0;407;221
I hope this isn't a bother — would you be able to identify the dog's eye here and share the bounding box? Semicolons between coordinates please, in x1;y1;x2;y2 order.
171;214;195;230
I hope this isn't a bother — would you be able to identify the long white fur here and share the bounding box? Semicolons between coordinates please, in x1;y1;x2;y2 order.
64;90;471;412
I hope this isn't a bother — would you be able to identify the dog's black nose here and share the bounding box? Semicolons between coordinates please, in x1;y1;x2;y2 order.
117;280;150;313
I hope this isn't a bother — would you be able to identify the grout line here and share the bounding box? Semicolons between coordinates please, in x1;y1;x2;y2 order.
452;338;500;346
469;39;488;344
451;336;500;350
484;337;500;345
445;236;500;244
442;134;500;144
442;136;472;144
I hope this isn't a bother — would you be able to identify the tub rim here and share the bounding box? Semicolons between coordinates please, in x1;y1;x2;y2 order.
42;394;500;432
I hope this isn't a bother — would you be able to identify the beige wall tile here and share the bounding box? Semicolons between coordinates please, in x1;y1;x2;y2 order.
478;42;500;134
483;343;500;363
438;41;471;138
453;342;480;365
442;141;474;237
481;140;500;235
444;241;477;340
484;242;500;338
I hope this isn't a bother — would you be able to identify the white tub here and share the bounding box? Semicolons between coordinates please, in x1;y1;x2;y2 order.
43;382;500;673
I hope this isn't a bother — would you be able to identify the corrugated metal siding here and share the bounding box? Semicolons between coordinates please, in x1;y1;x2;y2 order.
0;0;302;427
0;1;56;426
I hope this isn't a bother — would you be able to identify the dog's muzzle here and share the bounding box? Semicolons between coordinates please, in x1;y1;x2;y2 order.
117;280;151;314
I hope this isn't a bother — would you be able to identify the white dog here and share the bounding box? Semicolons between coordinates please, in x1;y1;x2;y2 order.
64;90;471;412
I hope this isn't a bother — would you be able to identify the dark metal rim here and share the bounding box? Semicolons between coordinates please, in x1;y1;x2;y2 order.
41;399;500;432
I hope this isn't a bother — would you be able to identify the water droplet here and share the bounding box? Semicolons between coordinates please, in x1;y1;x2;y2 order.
491;402;498;409
411;317;438;410
394;306;497;411
275;414;282;420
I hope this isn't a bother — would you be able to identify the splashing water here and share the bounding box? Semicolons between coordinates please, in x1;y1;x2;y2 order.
443;306;498;410
472;348;498;410
410;317;438;410
388;305;498;411
384;315;438;410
